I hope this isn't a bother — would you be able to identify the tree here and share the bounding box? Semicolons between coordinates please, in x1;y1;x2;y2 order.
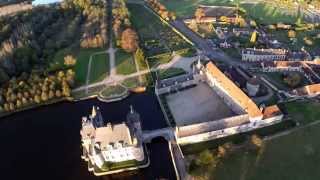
16;99;22;108
135;48;147;69
34;95;41;104
250;134;263;149
9;102;15;111
64;55;77;66
121;28;139;53
55;89;62;97
195;149;216;167
41;91;48;101
22;97;28;105
195;7;205;22
284;72;302;88
250;30;258;43
288;30;296;38
48;90;55;99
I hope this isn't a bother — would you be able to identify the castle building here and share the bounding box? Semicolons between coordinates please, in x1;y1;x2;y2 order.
80;106;146;173
242;48;287;62
155;60;284;145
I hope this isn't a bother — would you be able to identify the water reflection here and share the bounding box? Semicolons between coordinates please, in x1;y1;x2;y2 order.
0;92;176;180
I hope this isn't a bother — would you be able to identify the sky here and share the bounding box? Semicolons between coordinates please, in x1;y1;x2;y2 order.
33;0;61;5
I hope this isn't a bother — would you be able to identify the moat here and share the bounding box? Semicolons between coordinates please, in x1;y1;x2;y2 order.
0;92;177;180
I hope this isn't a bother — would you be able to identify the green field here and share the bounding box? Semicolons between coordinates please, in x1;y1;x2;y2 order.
186;101;320;179
147;52;172;68
128;3;194;57
285;101;320;125
201;122;320;180
89;53;109;83
159;68;186;79
51;48;106;86
116;50;137;75
262;72;309;91
100;85;127;97
160;0;298;24
159;0;233;17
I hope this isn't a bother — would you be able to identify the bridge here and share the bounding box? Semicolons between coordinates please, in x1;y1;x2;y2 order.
142;127;175;143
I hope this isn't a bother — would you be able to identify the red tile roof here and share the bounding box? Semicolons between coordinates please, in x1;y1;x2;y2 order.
263;105;282;119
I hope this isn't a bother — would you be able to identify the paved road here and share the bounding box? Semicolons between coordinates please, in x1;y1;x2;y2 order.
171;20;246;67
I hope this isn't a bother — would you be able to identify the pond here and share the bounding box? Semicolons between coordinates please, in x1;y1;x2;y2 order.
0;92;176;180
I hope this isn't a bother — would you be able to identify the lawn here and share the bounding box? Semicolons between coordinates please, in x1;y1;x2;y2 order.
262;72;309;91
122;74;151;89
50;48;106;86
89;53;109;84
195;122;320;180
147;52;173;68
160;0;298;24
128;3;194;57
159;68;186;79
116;50;136;75
99;85;127;98
285;101;320;125
159;0;233;17
185;100;320;180
241;3;298;24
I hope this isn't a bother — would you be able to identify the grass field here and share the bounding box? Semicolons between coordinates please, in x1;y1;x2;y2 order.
203;122;320;180
100;85;127;97
262;72;309;91
159;68;186;79
128;3;194;57
285;101;320;125
52;48;106;86
147;52;172;68
116;50;136;75
160;0;298;24
89;53;109;84
185;100;320;180
159;0;233;17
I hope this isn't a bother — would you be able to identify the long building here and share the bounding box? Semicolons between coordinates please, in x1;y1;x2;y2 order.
156;61;284;145
242;48;287;62
80;106;147;175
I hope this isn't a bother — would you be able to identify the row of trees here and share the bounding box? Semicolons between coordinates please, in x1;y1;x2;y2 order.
146;0;176;21
112;0;139;53
0;69;75;113
0;4;83;84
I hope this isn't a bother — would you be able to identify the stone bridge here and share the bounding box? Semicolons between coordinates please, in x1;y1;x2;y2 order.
142;127;175;143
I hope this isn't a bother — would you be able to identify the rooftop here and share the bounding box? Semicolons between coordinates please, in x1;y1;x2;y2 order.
243;48;287;56
206;62;263;119
292;83;320;96
263;105;282;119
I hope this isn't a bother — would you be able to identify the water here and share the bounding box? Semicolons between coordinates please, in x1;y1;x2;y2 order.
0;92;176;180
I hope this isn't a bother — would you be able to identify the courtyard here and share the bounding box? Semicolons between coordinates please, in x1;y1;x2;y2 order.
165;82;236;126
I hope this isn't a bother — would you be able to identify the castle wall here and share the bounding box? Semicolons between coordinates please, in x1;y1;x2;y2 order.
177;114;283;145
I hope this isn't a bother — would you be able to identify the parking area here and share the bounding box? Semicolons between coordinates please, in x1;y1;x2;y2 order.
165;82;236;126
